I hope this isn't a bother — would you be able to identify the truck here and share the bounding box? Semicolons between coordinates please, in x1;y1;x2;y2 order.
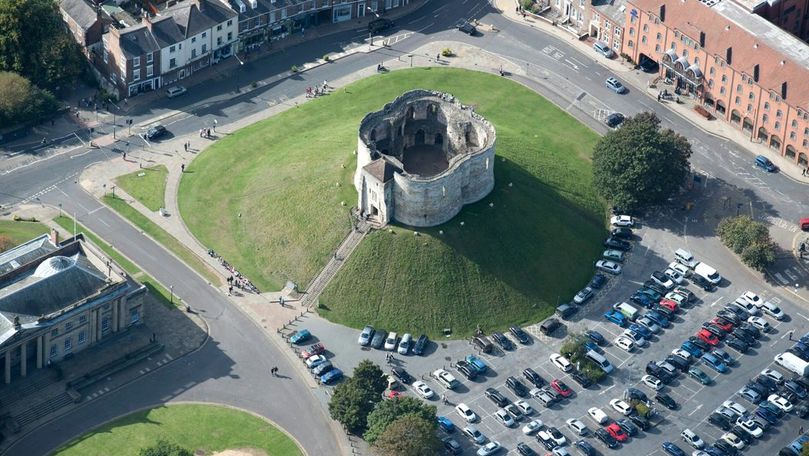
775;352;809;377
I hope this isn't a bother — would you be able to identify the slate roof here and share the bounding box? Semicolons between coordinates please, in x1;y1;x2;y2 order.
165;0;237;38
0;235;56;276
363;159;398;183
60;0;99;31
148;15;186;48
228;0;310;21
118;24;161;59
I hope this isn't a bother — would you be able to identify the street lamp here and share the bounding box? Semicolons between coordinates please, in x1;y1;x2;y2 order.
233;54;245;93
367;7;381;46
170;285;174;305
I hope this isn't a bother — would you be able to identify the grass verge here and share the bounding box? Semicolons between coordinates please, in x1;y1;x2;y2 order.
55;403;302;456
0;219;50;250
102;195;221;286
54;215;179;309
114;165;168;212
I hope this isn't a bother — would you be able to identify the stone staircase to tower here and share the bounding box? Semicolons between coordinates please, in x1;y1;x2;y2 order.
301;220;371;308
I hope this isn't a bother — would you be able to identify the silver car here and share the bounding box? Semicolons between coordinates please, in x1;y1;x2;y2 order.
605;77;627;94
595;260;622;275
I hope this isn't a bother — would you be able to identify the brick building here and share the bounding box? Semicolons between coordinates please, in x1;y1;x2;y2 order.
59;0;104;54
623;0;809;166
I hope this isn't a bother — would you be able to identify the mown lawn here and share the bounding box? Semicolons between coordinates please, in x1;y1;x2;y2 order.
0;219;50;250
115;165;168;212
55;404;302;456
179;68;605;337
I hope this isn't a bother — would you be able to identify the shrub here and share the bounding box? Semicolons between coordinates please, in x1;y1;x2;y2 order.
441;48;454;57
716;215;776;271
291;65;300;73
323;54;331;62
139;440;192;456
520;0;535;9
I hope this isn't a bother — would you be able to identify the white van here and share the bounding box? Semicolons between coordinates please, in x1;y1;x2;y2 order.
774;352;809;377
586;350;614;374
694;262;722;284
432;369;460;389
612;302;639;321
674;248;698;268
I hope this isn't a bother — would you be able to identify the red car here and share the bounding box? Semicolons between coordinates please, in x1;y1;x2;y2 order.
659;299;678;312
384;390;403;399
697;329;720;346
551;379;573;397
301;343;325;359
711;317;734;332
606;422;628;442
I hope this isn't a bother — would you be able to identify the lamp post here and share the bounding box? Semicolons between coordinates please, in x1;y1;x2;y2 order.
367;7;381;46
234;54;245;93
170;285;174;305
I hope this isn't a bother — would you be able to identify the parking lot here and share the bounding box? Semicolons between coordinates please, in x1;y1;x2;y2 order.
294;205;808;456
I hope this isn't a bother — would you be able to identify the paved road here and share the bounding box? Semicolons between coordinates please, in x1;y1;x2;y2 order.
3;0;809;453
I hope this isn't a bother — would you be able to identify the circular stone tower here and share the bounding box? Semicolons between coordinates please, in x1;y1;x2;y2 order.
354;90;496;227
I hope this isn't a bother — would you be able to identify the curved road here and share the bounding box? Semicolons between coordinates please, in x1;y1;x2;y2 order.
3;0;809;454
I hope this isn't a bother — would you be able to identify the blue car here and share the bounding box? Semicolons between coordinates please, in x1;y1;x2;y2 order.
437;416;455;433
589;274;607;289
629;323;652;340
466;355;488;373
703;446;726;456
755;406;779;424
631;293;654;308
604;309;628;327
320;367;343;384
586;330;607;345
662;441;687;456
638;287;662;301
290;329;311;344
701;353;728;373
584;341;602;353
755;155;777;172
646;310;670;328
680;341;704;358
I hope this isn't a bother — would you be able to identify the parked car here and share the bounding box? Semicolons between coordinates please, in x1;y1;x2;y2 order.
455;403;478;423
412;334;428;355
566;418;589;435
476;441;501;456
611;227;633;239
755;154;777;172
165;85;187;98
384;332;398;350
289;329;311;344
523;367;545;387
605;112;625;128
413;380;434;398
662;441;687;456
466;354;488;373
587;407;609;424
603;237;631;251
510;325;531;344
589;274;607;289
506;376;529;397
604;309;628;327
586;330;607;345
321;368;343;384
689;367;712;385
368;17;395;33
655;393;678;409
593;40;615;58
492;332;514;350
397;333;412;355
681;429;705;449
455;19;476;34
595;260;622;274
594;428;619;448
464;425;486;444
370;329;387;349
702;353;728;373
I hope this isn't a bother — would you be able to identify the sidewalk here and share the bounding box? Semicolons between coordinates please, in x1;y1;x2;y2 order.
493;0;809;185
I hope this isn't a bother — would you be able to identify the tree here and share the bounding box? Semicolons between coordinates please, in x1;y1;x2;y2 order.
373;415;441;456
559;333;605;382
592;112;692;211
0;235;12;253
717;215;776;271
0;71;58;125
328;378;381;434
138;440;192;456
801;442;809;456
364;397;437;443
352;359;387;395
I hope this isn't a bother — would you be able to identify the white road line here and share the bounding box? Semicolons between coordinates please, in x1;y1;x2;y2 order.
797;313;809;322
688;404;704;416
96;218;111;228
710;297;723;307
415;22;433;33
434;3;448;12
599;384;615;395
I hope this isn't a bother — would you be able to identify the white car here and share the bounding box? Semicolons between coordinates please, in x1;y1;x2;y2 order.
735;417;763;438
494;408;515;427
664;268;685;284
574;287;594;304
680;428;704;449
456;403;477;422
650;271;675;289
595;260;622;275
747;316;770;332
522;419;543;435
305;354;327;368
610;398;633;415
721;400;747;417
735;298;761;316
622;329;647;347
768;393;793;412
720;432;745;450
476;441;501;456
611;215;634;227
464;425;487;444
637;316;661;334
587;407;609;424
642;375;663;390
384;332;398;350
412;381;434;399
165;85;187;98
760;300;785;320
761;368;785;384
566;418;588;435
671;348;693;363
665;291;687;306
614;335;635;352
398;333;412;355
668;261;691;277
550;353;573;372
741;291;762;307
515;399;534;415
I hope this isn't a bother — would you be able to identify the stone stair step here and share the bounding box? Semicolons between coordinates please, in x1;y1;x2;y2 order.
12;392;73;429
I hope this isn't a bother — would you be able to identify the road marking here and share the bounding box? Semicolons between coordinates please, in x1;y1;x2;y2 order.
96;218;111;227
798;313;809;322
710;297;723;307
785;269;799;281
599;384;615;395
414;22;433;33
564;59;579;71
688;404;704;416
773;272;789;285
434;3;448;12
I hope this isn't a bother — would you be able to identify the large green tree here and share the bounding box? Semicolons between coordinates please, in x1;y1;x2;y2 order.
592;112;692;211
328;360;386;435
352;359;387;394
364;397;437;443
0;71;58;125
138;440;192;456
373;415;441;456
717;215;776;271
0;0;85;91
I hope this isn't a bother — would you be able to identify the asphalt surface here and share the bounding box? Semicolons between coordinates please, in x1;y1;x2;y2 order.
3;0;809;454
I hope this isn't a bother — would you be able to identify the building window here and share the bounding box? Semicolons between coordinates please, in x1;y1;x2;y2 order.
49;345;57;359
655;44;661;52
671;42;676;51
764;102;770;111
202;44;207;53
629;27;634;36
709;67;715;75
130;308;140;324
51;328;58;337
720;87;725;95
763;114;769;123
146;65;153;78
747;104;752;112
721;75;727;83
656;32;662;41
170;58;176;68
202;32;207;38
65;322;73;332
642;36;647;44
101;316;110;333
192;37;196;43
777;109;783;118
132;71;140;82
804;128;809;136
770;92;775;100
227;32;232;41
792;120;798;128
683;49;689;58
133;57;140;68
605;21;611;29
748;92;754;100
217;37;222;46
735;96;741;105
78;331;87;345
79;315;87;324
217;24;223;31
736;84;742;92
170;45;176;53
227;19;233;26
643;24;649;32
708;79;713;88
146;53;153;63
775;121;781;131
804;139;809;147
628;40;634;48
741;75;747;82
64;337;72;354
192;49;197;59
791;132;797;140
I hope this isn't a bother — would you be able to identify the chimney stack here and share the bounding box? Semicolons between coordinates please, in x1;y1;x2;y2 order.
49;228;59;246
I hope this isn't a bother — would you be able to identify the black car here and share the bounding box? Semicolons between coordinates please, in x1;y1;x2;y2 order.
586;330;607;346
725;335;749;353
708;412;732;430
605;112;625;128
784;379;808;399
788;346;809;362
754;374;778;393
796;404;809;418
715;312;741;326
736;322;759;338
442;437;462;455
611;227;633;239
644;280;668;295
731;328;755;345
537;431;557;450
456;361;477;380
455;19;477;34
391;367;413;384
691;274;716;291
492;332;514;350
604;237;631;251
628;414;651;431
655;393;678;410
638;56;659;73
617;418;639;436
556;304;578;320
594;428;619;448
412;334;428;355
368;18;394;33
713;440;739;456
688;336;712;353
510;325;531;344
143;124;167;140
575;439;597;456
725;305;751;321
570;369;593;388
516;442;537;456
540;318;563;336
371;330;387;349
665;355;690;372
589;274;607;289
624;387;649;403
485;387;510;407
730;426;753;445
506;376;528;397
523;368;546;387
745;381;769;397
646;362;674;384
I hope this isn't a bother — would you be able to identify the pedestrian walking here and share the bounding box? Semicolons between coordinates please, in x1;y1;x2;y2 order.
801;425;805;435
213;119;217;131
123;152;127;160
228;285;233;296
804;168;808;177
181;163;185;173
183;142;188;152
657;93;662;102
789;330;794;341
271;366;278;376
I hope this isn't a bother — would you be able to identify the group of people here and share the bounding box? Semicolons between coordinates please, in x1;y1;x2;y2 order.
305;81;330;98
